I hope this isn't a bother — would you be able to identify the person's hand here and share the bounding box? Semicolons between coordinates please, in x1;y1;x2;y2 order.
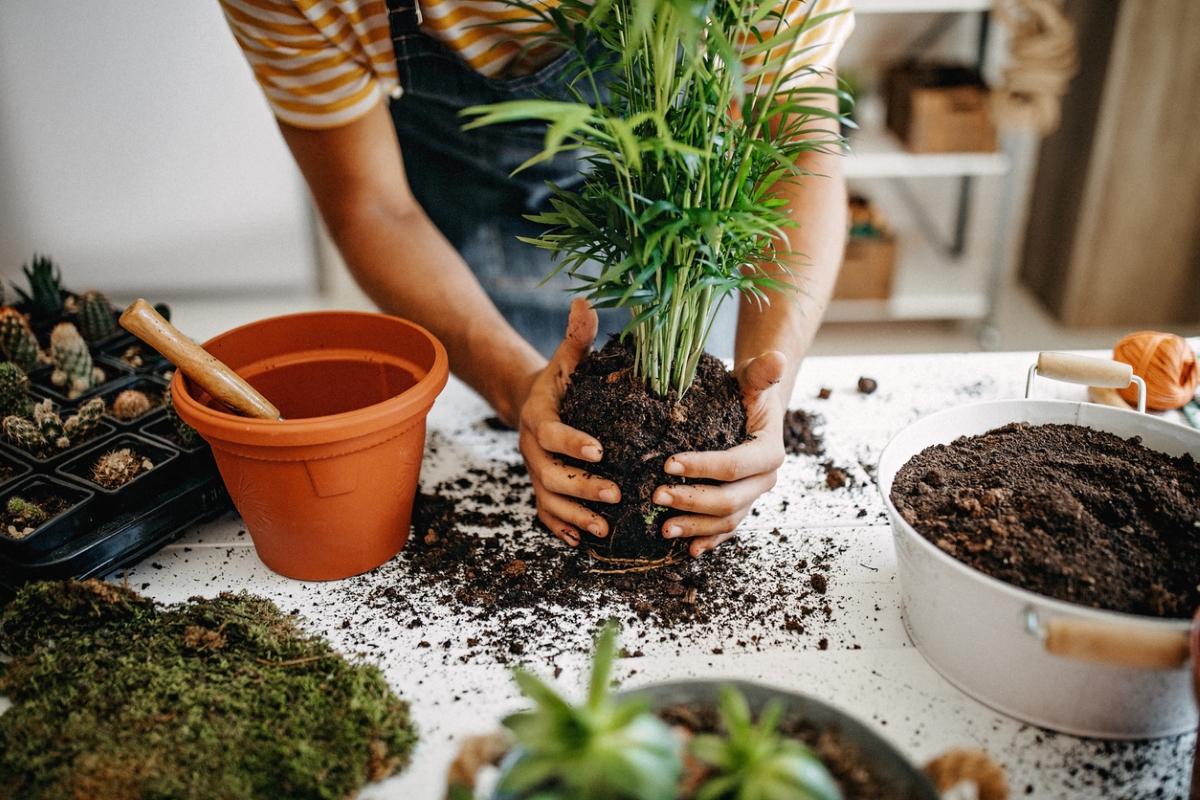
519;299;621;547
652;351;787;557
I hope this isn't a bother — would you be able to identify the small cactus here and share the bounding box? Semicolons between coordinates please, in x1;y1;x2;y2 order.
110;389;153;421
3;398;104;457
0;362;34;418
0;308;43;374
49;322;104;399
164;385;201;447
76;290;119;343
91;447;153;489
13;254;67;323
5;495;47;538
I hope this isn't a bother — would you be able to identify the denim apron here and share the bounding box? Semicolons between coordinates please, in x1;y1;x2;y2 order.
385;0;623;356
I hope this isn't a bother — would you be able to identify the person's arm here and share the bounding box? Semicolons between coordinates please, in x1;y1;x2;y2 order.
276;103;620;543
651;73;848;556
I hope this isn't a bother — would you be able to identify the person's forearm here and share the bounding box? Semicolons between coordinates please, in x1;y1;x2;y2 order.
735;142;847;401
278;110;545;426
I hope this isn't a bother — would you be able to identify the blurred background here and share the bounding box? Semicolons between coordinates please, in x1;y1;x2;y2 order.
0;0;1197;353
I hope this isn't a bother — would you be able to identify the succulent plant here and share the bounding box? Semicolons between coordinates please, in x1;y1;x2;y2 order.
110;389;153;421
91;447;153;489
76;290;119;343
49;322;105;399
0;308;44;374
6;496;46;527
689;687;842;800
13;254;67;323
0;362;35;418
164;385;201;447
498;621;681;800
2;398;104;457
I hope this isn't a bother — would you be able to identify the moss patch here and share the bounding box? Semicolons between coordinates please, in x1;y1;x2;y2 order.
0;579;417;800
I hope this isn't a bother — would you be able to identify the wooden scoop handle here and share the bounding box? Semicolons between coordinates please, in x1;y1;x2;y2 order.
1037;352;1133;388
119;299;282;421
1043;618;1190;670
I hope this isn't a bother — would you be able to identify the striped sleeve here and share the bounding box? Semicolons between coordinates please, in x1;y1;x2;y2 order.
218;0;399;129
745;0;855;94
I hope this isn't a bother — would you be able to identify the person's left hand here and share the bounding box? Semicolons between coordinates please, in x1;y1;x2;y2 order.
651;351;787;557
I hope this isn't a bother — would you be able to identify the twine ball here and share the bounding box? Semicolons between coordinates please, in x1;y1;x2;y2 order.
1112;331;1199;411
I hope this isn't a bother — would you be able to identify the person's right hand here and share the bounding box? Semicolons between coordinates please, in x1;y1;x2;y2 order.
518;298;621;547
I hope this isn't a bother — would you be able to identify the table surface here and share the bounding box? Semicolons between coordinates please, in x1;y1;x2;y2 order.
106;349;1198;799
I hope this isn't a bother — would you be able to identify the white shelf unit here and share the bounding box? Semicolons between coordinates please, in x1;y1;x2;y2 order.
829;0;1011;327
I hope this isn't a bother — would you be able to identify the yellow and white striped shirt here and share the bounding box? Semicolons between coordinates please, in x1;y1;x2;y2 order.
219;0;854;130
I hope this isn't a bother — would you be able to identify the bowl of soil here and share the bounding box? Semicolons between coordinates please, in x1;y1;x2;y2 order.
166;310;449;581
878;353;1198;739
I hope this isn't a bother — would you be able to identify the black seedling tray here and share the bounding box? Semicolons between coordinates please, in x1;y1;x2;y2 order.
0;305;234;597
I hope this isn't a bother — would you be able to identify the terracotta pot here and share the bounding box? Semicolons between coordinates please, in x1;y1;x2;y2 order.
171;311;448;580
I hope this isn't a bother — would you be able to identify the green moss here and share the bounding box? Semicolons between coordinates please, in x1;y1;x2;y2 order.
0;579;417;800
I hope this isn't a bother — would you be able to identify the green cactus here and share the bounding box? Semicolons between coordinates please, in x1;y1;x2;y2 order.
2;415;45;453
49;322;104;399
3;398;103;457
77;290;119;343
63;397;104;441
0;308;43;374
0;362;34;418
164;385;201;447
13;254;67;323
6;496;46;527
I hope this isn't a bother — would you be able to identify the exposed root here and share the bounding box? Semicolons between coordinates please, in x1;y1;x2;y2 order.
586;548;686;574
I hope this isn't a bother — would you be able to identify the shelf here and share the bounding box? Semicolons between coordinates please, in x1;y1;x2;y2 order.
842;128;1009;179
852;0;994;13
829;175;991;323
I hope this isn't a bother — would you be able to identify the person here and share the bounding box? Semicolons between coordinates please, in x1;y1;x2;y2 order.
218;0;854;557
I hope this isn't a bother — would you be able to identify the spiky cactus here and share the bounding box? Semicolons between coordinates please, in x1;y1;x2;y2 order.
76;290;119;343
49;322;104;399
63;397;104;441
0;308;43;374
110;389;152;421
164;385;201;447
91;447;153;489
6;496;46;527
0;362;34;418
13;254;67;323
3;398;104;457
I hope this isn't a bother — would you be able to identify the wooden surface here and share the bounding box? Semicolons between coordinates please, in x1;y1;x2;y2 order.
104;349;1198;799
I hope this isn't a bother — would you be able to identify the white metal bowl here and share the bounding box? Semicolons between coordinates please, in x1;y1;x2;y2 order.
878;388;1198;739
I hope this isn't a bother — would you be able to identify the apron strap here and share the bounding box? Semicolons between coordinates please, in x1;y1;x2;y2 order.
386;0;423;37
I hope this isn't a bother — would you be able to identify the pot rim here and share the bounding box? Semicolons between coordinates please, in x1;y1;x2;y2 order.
171;310;449;446
877;397;1196;633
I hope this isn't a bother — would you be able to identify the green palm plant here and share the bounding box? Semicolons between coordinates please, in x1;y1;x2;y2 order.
463;0;847;397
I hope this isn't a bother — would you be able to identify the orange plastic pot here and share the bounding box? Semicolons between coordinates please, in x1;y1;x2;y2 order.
171;311;448;580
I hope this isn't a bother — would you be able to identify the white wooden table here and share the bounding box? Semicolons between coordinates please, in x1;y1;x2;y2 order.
108;350;1198;799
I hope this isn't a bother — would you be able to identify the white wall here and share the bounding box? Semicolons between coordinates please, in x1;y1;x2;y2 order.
0;1;313;298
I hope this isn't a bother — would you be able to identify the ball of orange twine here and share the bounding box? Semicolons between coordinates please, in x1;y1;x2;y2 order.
1112;331;1199;411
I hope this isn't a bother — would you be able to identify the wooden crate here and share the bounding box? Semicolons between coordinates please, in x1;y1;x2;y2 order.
834;235;896;301
885;63;997;153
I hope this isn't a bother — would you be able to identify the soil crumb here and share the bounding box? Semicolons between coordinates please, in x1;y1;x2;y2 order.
783;409;825;457
891;422;1200;617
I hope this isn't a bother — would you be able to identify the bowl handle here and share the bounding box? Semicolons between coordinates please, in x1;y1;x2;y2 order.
1026;352;1147;413
1024;607;1189;669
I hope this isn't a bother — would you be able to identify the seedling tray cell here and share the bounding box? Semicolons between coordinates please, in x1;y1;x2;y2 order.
96;375;170;429
55;432;184;519
0;475;96;559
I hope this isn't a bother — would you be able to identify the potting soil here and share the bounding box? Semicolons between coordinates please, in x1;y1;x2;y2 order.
891;422;1200;618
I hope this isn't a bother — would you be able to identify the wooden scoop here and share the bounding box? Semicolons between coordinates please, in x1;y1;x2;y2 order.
119;299;283;420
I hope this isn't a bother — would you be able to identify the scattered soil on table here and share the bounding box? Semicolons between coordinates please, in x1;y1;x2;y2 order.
559;337;748;562
659;702;907;800
341;431;862;665
891;422;1200;617
0;579;417;800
